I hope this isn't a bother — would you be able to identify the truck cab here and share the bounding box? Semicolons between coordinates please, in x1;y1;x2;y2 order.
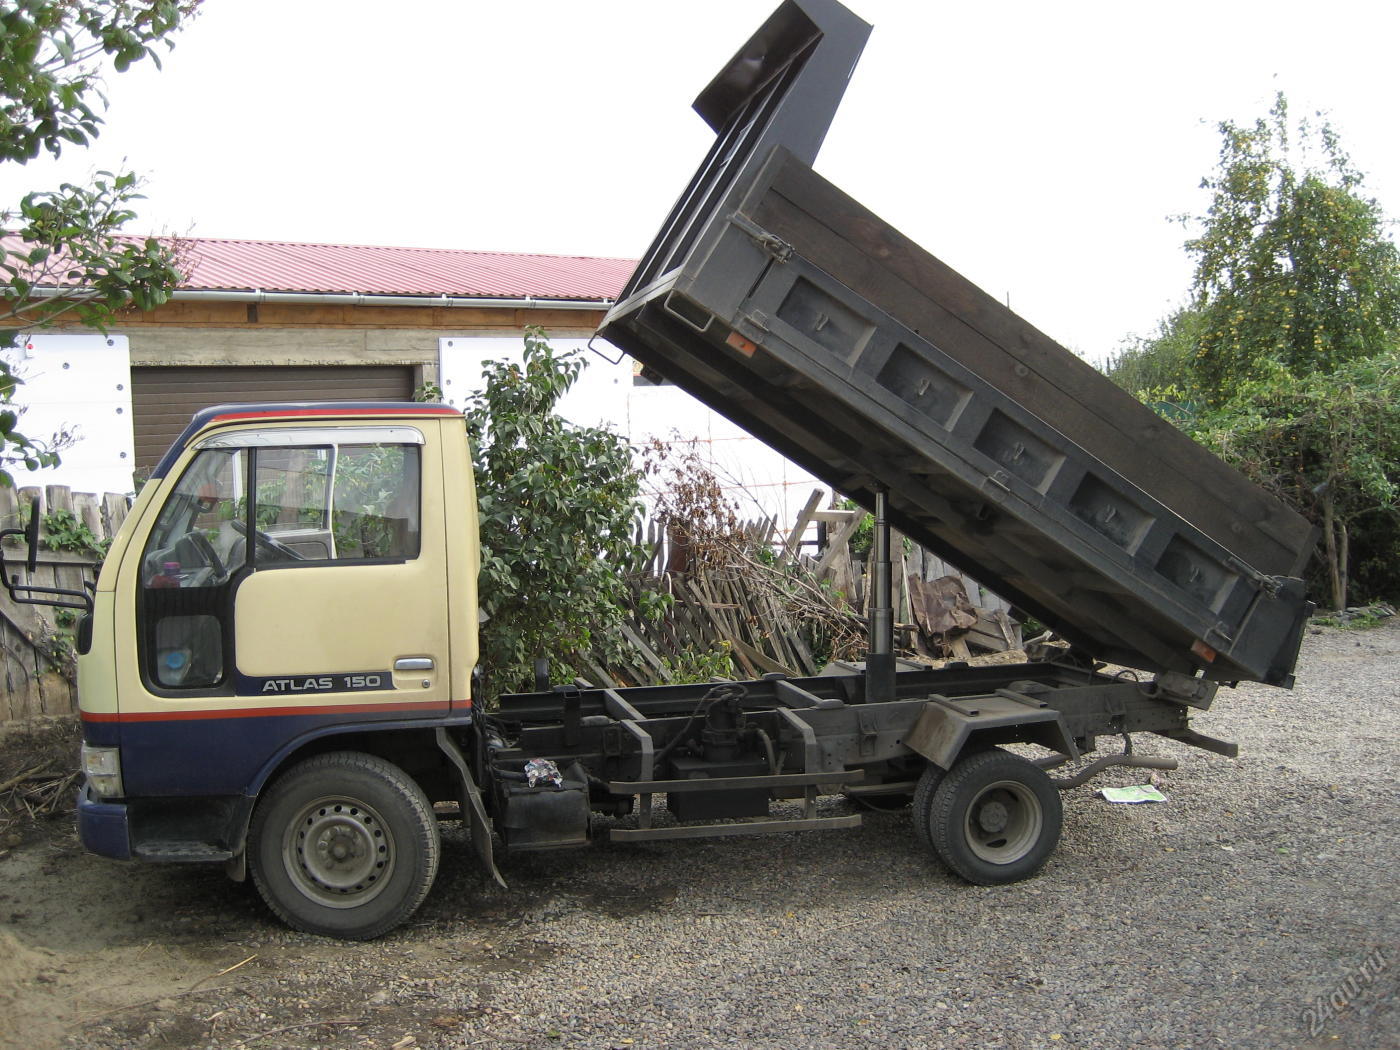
73;402;479;938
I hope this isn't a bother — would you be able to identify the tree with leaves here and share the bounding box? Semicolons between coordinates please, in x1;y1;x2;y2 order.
1187;355;1399;611
1107;95;1400;608
1;0;199;484
1101;304;1205;403
466;328;657;700
1188;94;1400;402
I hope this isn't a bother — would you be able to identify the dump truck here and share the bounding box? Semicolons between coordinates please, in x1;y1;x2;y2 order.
10;0;1313;940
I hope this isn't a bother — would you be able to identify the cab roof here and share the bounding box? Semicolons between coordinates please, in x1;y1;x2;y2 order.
152;402;460;480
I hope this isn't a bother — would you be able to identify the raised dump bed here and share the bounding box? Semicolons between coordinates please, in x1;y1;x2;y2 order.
598;0;1314;685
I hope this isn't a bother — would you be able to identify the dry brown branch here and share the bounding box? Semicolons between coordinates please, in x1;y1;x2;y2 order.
6;768;80;819
0;761;52;794
77;980;257;1027
187;954;258;992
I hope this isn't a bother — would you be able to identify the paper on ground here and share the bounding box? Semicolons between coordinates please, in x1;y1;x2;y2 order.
1098;784;1169;804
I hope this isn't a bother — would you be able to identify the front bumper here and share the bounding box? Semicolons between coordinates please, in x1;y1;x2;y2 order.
77;780;131;860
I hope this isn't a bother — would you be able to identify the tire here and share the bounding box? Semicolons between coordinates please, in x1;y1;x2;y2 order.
911;762;946;849
925;748;1061;885
249;751;440;940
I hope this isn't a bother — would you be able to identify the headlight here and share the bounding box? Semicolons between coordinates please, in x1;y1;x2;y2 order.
81;744;124;798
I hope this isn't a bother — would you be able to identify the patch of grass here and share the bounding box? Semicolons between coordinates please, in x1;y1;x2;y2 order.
1310;604;1395;630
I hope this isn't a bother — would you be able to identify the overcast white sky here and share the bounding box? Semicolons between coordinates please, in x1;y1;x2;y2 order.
3;0;1398;364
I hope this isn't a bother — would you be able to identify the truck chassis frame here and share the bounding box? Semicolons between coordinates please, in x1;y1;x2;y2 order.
466;649;1228;880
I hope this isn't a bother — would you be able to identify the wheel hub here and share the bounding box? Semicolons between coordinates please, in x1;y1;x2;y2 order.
977;799;1010;834
964;780;1043;864
317;824;364;867
283;797;395;908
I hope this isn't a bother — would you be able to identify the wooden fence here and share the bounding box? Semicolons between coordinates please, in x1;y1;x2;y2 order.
0;485;129;723
578;491;1021;689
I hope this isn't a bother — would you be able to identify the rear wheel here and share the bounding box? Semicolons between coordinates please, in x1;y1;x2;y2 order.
924;748;1061;884
911;762;946;848
249;752;439;940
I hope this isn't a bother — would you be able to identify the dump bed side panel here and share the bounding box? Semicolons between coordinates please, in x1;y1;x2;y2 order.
741;157;1315;578
598;1;1313;685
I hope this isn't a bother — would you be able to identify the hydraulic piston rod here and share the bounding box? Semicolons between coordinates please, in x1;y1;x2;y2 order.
866;486;896;702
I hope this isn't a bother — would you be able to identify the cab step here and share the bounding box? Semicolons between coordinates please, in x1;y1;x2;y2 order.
133;842;233;862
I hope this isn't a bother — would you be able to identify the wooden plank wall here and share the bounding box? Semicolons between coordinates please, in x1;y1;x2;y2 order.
0;485;129;723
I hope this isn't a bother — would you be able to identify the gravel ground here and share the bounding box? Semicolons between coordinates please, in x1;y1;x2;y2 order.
2;620;1396;1050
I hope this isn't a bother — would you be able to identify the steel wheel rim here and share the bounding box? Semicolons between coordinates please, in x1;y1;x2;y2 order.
964;779;1042;864
282;795;395;909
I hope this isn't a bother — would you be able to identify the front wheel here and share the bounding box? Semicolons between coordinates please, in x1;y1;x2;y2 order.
924;748;1061;885
249;752;440;940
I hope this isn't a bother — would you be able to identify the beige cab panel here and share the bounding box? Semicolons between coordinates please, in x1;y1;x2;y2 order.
234;561;449;695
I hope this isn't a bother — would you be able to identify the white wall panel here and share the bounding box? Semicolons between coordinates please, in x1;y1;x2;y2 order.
7;332;135;495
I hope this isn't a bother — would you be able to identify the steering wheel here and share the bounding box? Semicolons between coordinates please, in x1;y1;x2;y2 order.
230;519;306;563
187;530;226;581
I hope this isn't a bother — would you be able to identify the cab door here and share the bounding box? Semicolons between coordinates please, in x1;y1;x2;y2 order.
115;422;452;796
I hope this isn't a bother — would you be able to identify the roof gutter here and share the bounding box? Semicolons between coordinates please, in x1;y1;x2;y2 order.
168;289;613;311
23;286;614;311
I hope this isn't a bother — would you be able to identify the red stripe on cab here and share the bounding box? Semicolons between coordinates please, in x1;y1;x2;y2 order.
81;699;471;723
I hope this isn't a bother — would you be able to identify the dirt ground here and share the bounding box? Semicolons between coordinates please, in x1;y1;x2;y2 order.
1;623;1396;1050
0;822;533;1050
0;719;541;1050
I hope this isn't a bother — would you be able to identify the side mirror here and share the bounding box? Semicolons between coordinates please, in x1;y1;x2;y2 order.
0;497;88;612
25;498;40;575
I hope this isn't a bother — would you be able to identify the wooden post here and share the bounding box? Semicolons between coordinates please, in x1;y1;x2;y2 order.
782;488;824;565
17;486;42;520
45;485;74;515
102;492;131;539
74;492;103;537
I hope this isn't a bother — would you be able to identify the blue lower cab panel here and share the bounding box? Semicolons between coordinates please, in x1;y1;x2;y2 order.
113;705;463;797
77;781;131;860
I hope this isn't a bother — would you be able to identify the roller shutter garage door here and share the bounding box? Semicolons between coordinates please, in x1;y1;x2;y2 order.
131;365;416;473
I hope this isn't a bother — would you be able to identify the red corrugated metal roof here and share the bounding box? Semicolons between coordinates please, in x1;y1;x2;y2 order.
1;232;635;301
179;237;634;300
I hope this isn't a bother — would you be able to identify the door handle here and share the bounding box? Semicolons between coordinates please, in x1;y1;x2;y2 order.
394;657;434;672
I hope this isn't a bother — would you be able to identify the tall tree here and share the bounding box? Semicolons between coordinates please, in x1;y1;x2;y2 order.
1188;355;1400;611
1188;94;1400;402
0;0;199;484
1108;95;1400;609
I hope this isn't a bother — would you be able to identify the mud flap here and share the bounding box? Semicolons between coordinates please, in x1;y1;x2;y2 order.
435;728;507;888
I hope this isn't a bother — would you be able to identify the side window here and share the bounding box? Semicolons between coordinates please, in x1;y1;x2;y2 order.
250;443;420;562
332;444;421;560
250;447;335;561
140;448;247;690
